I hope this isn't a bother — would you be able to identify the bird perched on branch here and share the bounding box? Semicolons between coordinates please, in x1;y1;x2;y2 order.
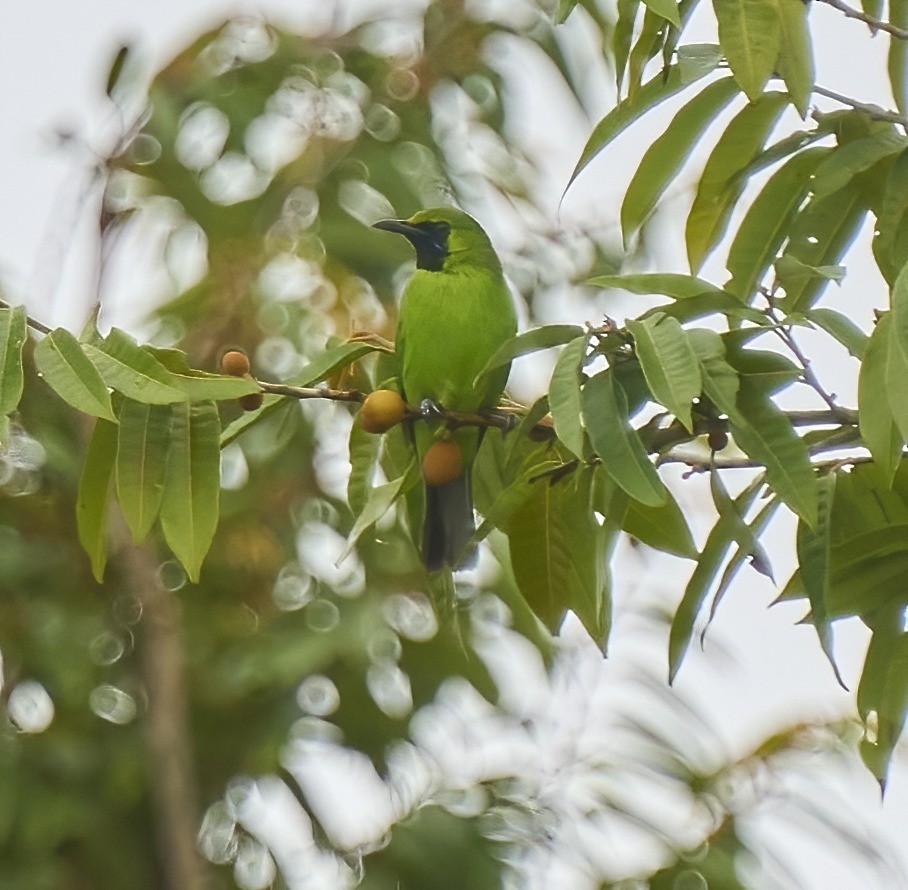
373;207;517;571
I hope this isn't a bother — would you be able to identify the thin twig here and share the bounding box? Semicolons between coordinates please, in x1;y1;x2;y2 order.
0;298;53;335
812;84;908;128
257;381;366;404
657;451;877;472
815;0;908;41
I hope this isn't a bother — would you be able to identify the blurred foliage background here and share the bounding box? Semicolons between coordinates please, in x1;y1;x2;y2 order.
0;1;903;888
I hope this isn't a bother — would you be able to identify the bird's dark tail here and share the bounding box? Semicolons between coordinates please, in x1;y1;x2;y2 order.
423;472;477;571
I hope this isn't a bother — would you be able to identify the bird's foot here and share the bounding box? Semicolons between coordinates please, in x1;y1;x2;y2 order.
419;398;445;420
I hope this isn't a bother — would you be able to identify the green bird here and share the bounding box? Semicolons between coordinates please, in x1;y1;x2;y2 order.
373;207;517;571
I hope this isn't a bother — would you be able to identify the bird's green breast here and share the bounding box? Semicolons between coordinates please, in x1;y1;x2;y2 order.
397;264;516;413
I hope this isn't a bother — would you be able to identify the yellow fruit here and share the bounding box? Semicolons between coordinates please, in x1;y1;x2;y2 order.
421;439;463;487
238;392;264;412
359;389;407;434
221;350;251;377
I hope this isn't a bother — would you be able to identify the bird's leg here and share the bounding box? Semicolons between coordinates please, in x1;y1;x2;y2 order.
418;398;445;420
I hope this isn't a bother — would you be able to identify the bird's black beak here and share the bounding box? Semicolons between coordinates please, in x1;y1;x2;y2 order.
372;218;449;272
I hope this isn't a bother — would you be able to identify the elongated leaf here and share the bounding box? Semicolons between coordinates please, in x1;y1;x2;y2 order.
614;0;642;93
168;371;260;401
85;329;185;404
678;43;723;82
772;0;814;116
886;305;908;439
570;63;711;186
0;305;27;415
293;338;387;387
506;467;609;645
348;421;382;516
873;149;908;284
582;370;668;506
710;467;773;578
713;0;781;101
724;343;800;394
796;473;844;685
811;129;907;200
889;0;908;116
686;92;789;270
549;336;587;458
859;315;903;484
160;401;221;582
622;488;698;558
727;146;830;302
340;460;418;563
669;475;764;681
77;418;118;582
627;10;669;99
779;184;866;313
590;272;726;299
889;253;908;368
628;313;701;430
730;380;817;524
621;77;739;240
555;0;581;23
688;327;740;413
219;394;289;448
34;328;116;421
116;400;172;542
642;0;680;26
474;325;584;385
858;608;908;790
808;307;868;359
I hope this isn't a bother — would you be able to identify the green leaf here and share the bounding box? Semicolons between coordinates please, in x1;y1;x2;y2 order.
772;0;814;116
589;272;726;299
808;307;868;358
622;488;698;558
628;312;701;430
569;63;711;186
582;370;668;506
292;338;387;387
474;325;584;385
33;328;117;421
548;336;588;459
776;182;866;312
859;315;903;484
642;0;680;26
627;10;668;99
0;305;27;416
678;43;724;82
726;146;830;301
77;418;118;582
686;92;789;271
340;460;418;563
159;401;221;582
218;394;289;448
730;379;818;525
84;329;185;404
796;473;844;685
614;0;642;93
724;343;800;394
858;608;908;790
873;149;908;284
621;77;739;241
506;467;609;645
669;475;764;681
688;328;740;413
167;371;260;401
713;0;781;101
889;260;908;381
348;421;382;516
811;129;907;200
889;0;908;116
886;304;908;441
555;0;581;23
710;466;773;579
116;401;172;542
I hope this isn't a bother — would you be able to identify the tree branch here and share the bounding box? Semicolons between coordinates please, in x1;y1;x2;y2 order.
0;298;53;335
815;0;908;41
812;85;908;128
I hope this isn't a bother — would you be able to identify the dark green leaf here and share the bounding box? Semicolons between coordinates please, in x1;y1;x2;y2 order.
160;400;221;582
808;307;868;358
506;466;609;645
33;328;117;421
555;0;581;23
627;10;669;99
474;325;584;385
642;0;680;26
688;328;740;413
859;315;903;483
116;401;172;542
549;336;588;458
796;473;844;685
628;313;701;429
686;92;789;270
772;0;814;116
622;487;698;558
621;77;739;240
873;149;908;284
570;63;711;186
218;394;289;448
889;0;908;116
348;421;382;516
713;0;781;101
582;370;668;506
0;305;27;415
669;475;764;681
710;467;773;579
727;147;830;301
724;343;801;394
76;418;118;582
614;0;642;93
293;338;390;388
811;129;907;200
